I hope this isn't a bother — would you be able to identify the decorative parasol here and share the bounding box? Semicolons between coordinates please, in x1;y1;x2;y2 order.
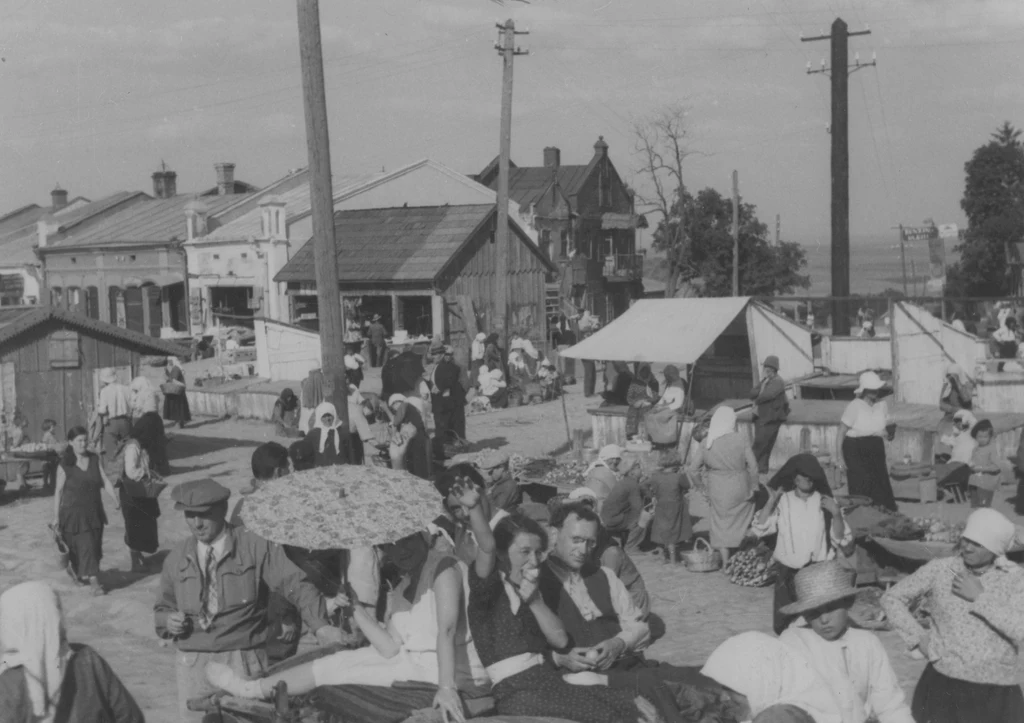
239;465;444;549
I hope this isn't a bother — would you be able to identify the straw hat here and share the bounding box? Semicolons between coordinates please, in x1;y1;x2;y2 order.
779;561;858;616
854;371;885;395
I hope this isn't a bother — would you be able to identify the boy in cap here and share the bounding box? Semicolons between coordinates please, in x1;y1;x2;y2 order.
750;355;788;474
155;478;344;722
780;561;913;723
476;449;521;512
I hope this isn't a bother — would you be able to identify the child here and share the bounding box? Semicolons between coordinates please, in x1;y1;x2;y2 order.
40;419;60;491
936;410;976;500
7;413;30;491
755;453;854;634
968;419;1008;508
645;451;692;564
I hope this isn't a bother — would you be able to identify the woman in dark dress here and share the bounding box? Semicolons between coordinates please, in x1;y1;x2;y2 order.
52;426;119;595
626;364;658;439
306;402;353;467
0;581;144;723
388;394;430;479
162;356;191;428
271;388;302;438
455;484;657;723
136;410;170;475
118;416;166;572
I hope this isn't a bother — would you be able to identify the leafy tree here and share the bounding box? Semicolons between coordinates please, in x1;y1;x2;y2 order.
651;187;810;297
948;121;1024;296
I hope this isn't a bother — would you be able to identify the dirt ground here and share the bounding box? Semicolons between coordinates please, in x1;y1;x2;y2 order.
2;373;1021;722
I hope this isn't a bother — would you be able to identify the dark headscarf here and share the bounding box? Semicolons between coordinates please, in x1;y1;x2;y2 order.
278;388;299;413
131;412;166;460
767;453;833;498
612;361;630;375
485;333;499;346
636;364;653;383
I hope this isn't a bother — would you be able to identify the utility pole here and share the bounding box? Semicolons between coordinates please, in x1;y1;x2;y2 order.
775;214;781;245
804;18;874;336
897;224;908;296
732;170;740;296
493;19;528;349
297;0;348;425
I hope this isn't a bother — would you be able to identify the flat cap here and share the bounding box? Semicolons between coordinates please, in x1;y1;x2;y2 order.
172;478;231;512
476;449;510;469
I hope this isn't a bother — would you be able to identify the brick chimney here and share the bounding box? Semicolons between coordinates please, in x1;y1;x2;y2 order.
593;136;609;157
214;162;236;195
543;147;560;169
151;161;177;199
51;184;68;211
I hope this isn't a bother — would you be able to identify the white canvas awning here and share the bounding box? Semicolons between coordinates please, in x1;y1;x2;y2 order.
561;297;752;364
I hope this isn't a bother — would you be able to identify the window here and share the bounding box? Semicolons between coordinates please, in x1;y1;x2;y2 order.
70;257;77;264
48;330;80;369
241;252;248;259
130;255;136;262
213;254;220;260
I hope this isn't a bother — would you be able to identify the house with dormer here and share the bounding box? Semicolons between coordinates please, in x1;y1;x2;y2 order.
472;136;645;325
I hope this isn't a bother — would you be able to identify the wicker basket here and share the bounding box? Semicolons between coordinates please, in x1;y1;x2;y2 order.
680;537;722;573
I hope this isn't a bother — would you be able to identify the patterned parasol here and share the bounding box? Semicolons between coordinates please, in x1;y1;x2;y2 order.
239;465;444;549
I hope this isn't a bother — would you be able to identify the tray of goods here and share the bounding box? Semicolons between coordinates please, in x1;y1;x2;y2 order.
835;495;872;511
889;461;934;480
870;537;957;561
7;443;58;460
538;460;587;488
868;514;926;542
724;543;777;587
913;517;964;544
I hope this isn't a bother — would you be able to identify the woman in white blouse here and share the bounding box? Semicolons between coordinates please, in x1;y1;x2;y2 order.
836;371;897;510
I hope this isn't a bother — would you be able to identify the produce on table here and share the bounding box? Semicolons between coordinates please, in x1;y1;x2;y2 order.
724;543;777;587
870;515;926;541
9;443;58;454
849;587;888;630
538;459;588;487
912;517;964;544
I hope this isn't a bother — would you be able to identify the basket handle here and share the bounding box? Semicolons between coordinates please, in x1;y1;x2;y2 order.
693;537;712;553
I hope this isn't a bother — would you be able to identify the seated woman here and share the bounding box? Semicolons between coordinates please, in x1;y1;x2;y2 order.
271;388;302;438
701;631;843;723
307;402;353;467
388;394;430;479
0;581;144;723
991;315;1020;370
936;410;977;500
207;531;488;723
645;365;686;445
584;444;624;513
626;365;658;440
478;367;509;409
456;482;657;723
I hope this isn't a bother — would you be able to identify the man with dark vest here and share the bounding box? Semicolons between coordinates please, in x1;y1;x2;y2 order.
750;355;789;474
430;345;467;460
540;502;717;723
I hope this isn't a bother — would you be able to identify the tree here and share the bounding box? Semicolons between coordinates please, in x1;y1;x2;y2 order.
632;106;693;297
949;121;1024;296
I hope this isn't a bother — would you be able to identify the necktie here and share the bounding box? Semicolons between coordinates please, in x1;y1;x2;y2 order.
199;547;219;631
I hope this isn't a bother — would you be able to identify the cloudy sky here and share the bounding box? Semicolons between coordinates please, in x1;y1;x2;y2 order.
1;0;1022;244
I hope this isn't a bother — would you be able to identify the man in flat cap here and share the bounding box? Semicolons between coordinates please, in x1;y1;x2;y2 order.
430;344;467;461
155;479;344;722
750;355;789;475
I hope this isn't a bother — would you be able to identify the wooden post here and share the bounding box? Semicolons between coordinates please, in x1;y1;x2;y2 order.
296;0;348;424
732;170;740;296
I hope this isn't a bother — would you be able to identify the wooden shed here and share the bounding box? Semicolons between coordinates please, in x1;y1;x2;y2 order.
0;306;188;446
275;204;557;360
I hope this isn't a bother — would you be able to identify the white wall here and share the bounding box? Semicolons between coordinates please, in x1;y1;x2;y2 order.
820;337;892;374
255;317;322;381
747;303;814;382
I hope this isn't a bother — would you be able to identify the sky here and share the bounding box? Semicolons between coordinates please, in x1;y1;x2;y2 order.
1;0;1022;247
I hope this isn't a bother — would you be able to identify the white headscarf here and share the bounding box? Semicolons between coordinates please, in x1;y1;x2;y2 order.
705;406;737;450
962;508;1019;570
313;401;344;454
471;333;486;361
0;582;71;723
586;443;624;475
701;631;842;722
519;339;539;359
945;363;969;387
130;376;158;414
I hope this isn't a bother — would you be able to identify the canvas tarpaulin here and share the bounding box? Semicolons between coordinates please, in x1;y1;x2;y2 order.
560;297;752;364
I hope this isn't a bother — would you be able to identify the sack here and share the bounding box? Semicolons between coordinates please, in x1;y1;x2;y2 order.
645;409;681;445
121;469;168;499
638;501;656;530
161;380;185;395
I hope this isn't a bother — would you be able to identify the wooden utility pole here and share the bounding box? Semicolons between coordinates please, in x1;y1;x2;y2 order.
731;170;740;296
804;18;874;336
897;224;909;295
297;0;348;424
493;19;528;348
775;214;781;245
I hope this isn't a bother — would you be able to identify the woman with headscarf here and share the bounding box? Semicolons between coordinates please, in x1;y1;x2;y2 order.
645;365;686;445
388;394;430;479
585;444;624;513
207;532;488;723
936;363;975;461
306;401;353;467
118;415;168;572
882;508;1024;723
626;364;658;439
647;450;692;563
478;366;508;409
700;631;843;723
483;333;503;373
128;375;159;421
836;372;897;510
470;332;487;387
345;352;366;389
271;388;301;438
755;454;854;634
0;581;144;723
162;355;191;429
687;406;759;564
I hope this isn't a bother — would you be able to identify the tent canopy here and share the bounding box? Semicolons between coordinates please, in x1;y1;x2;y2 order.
561;297;752;364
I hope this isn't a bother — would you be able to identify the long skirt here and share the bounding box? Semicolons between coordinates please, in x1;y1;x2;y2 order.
101;417;132;479
706;471;756;548
119;487;160;554
842;435;896;510
772;563;800;634
494;663;641;723
163;392;192;425
65;527;103;579
912;664;1024;723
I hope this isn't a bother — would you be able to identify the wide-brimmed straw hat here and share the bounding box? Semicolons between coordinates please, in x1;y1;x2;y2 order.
854;371;885;395
779;561;858;616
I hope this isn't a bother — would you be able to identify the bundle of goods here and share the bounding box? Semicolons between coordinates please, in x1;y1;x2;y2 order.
512;455;555;482
869;515;925;541
890;460;934;481
10;442;54;454
539;459;588;488
849;587;889;630
912;517;964;544
724;543;776;587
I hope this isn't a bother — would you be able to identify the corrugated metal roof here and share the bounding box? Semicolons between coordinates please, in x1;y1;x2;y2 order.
50;194;242;249
0;205;44;236
202;170;389;243
0;306;188;356
275;204;497;284
561;297;753;364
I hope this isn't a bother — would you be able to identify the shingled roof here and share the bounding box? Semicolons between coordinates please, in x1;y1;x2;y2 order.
0;306;189;356
275;204;552;285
